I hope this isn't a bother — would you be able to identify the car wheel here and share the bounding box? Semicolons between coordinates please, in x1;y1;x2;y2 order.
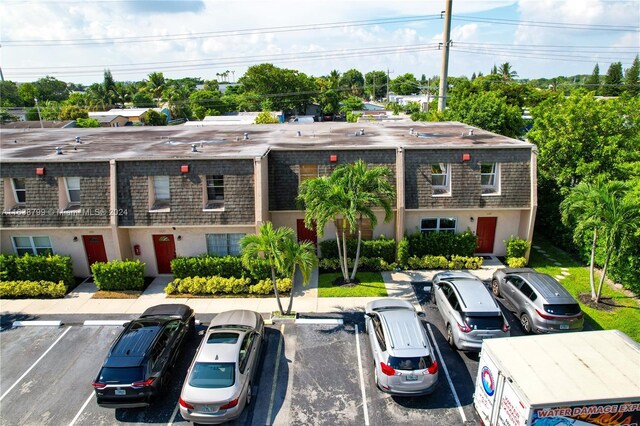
246;383;253;406
520;314;533;334
492;279;501;297
446;324;455;347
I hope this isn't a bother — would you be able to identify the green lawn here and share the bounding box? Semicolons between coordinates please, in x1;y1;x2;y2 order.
530;238;640;342
318;272;388;297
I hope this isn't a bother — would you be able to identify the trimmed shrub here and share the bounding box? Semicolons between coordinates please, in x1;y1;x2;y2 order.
319;237;396;263
0;280;66;298
165;276;251;295
397;238;410;267
506;257;527;268
406;255;483;270
249;278;292;295
318;257;396;272
92;260;145;291
406;230;478;258
505;236;530;259
171;256;245;279
0;254;74;288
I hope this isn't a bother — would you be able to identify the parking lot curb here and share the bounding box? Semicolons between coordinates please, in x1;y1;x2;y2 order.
295;318;343;325
83;320;128;326
12;320;63;327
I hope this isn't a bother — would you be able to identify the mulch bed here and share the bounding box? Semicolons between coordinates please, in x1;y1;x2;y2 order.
577;293;619;312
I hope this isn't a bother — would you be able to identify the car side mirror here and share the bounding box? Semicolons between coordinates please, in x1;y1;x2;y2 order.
198;330;205;336
417;311;426;318
122;321;130;327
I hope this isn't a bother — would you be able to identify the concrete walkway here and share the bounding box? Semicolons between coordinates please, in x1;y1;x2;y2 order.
0;258;504;316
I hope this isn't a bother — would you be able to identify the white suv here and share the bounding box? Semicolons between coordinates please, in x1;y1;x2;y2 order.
365;299;439;396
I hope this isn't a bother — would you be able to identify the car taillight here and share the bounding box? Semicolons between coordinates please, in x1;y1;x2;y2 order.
92;381;106;389
220;398;239;410
380;362;396;376
457;321;472;333
502;322;510;332
427;361;438;375
535;309;556;320
131;377;155;388
179;397;194;410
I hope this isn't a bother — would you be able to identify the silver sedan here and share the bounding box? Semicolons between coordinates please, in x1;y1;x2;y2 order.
179;310;265;424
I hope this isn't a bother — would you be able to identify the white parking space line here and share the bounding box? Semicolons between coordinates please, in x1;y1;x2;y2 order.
69;392;94;426
13;320;63;327
295;318;343;325
266;323;285;426
0;326;72;401
167;402;180;426
354;324;370;426
83;320;129;326
426;324;467;423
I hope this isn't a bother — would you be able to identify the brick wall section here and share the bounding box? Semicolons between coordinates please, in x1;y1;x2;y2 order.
1;162;110;227
117;160;255;226
268;150;397;210
405;148;531;209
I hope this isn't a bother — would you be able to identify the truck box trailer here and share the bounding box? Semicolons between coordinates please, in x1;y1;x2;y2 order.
474;330;640;426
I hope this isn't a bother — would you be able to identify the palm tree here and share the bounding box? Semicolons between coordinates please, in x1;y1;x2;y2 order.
240;222;293;315
281;238;317;315
328;70;341;89
146;72;166;99
298;160;395;284
498;62;518;82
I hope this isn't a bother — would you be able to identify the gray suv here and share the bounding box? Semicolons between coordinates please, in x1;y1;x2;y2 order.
432;271;510;351
492;268;584;334
365;299;439;396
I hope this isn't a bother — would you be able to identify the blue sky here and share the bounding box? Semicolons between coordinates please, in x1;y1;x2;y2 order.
1;0;638;85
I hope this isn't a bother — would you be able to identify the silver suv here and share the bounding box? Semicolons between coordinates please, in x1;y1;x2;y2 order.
365;299;439;396
432;271;510;351
492;268;584;334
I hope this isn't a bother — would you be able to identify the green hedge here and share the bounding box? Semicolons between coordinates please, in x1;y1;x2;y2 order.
165;276;291;296
505;236;530;258
0;280;66;298
319;237;396;262
318;257;397;272
407;255;483;270
91;260;145;291
507;257;527;268
170;256;280;281
0;254;74;288
406;230;478;258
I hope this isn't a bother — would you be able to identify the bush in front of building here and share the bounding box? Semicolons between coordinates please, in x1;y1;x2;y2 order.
319;237;396;263
0;254;74;288
318;257;397;272
164;276;291;296
406;230;478;258
91;260;145;291
397;237;410;266
171;256;245;279
505;236;530;259
406;255;483;270
248;278;292;295
506;257;527;268
0;280;67;298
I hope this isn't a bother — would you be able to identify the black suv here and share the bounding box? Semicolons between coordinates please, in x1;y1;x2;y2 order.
93;304;195;408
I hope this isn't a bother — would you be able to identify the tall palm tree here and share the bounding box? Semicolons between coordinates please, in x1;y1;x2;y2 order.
281;238;317;315
498;62;518;82
328;70;341;89
240;222;293;315
298;160;395;283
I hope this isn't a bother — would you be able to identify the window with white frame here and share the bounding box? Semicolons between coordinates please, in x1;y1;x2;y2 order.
420;217;457;234
64;177;81;209
206;233;245;256
12;178;26;206
205;175;224;209
151;176;170;210
431;163;451;195
480;163;500;194
12;236;53;256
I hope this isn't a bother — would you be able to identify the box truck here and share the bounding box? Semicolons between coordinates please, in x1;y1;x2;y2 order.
474;330;640;426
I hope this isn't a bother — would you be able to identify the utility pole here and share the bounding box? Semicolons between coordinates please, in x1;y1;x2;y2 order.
34;98;44;128
386;68;392;101
438;0;453;112
0;65;4;82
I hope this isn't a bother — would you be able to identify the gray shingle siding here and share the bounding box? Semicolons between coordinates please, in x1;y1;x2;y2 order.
268;150;397;210
116;160;255;226
405;149;531;209
1;162;110;227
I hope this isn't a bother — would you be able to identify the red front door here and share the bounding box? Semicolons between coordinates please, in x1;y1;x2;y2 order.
152;234;176;274
83;235;108;266
296;219;317;245
476;217;497;253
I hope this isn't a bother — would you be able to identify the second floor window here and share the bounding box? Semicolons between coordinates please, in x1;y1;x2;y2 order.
431;163;450;195
151;176;170;210
12;178;26;205
481;163;500;194
205;175;224;209
64;177;81;209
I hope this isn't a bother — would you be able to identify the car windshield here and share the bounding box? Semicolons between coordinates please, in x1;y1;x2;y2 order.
388;355;433;371
188;362;235;388
544;304;581;316
98;367;144;384
465;314;504;330
207;332;239;344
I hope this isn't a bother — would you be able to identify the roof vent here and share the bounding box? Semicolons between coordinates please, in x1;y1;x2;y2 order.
409;128;414;135
297;131;301;137
243;132;249;140
191;144;197;152
75;136;81;144
55;146;63;155
14;140;17;143
360;128;365;136
468;129;474;136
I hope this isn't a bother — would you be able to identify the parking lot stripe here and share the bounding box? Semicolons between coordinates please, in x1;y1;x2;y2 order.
167;402;180;426
12;320;63;327
426;324;467;423
69;392;93;426
0;326;72;401
295;318;343;325
83;320;129;326
354;324;370;426
266;323;285;426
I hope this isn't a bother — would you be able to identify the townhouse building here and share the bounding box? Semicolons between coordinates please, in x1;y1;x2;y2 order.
0;122;537;277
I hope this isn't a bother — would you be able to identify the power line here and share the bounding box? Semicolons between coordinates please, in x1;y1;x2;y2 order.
454;16;639;32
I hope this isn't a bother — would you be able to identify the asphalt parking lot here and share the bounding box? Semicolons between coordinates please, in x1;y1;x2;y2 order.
1;282;525;426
